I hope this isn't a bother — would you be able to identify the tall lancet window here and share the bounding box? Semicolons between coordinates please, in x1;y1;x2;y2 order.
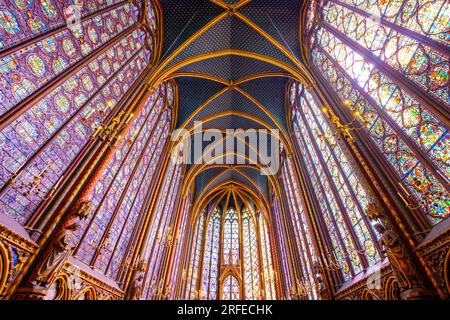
258;215;277;299
141;145;184;300
272;195;293;298
185;208;206;299
307;0;449;224
222;275;240;300
242;208;261;300
167;191;192;298
290;82;381;283
200;208;221;300
223;208;239;265
0;0;155;229
280;156;318;299
146;0;158;33
74;82;173;280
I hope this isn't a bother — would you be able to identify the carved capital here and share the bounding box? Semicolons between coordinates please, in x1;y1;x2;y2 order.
365;202;384;221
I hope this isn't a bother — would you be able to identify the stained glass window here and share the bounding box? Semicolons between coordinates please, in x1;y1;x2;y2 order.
308;0;450;224
0;3;140;114
145;0;157;33
222;275;239;300
141;153;184;299
280;157;318;299
242;208;261;300
272;195;293;298
0;0;163;289
74;83;173;281
290;82;381;283
259;215;276;299
200;208;221;300
0;0;128;51
185;208;206;299
165;179;192;299
223;208;239;265
0;1;156;229
185;197;278;300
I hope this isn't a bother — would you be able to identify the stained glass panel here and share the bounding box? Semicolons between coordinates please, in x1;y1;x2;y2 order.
259;216;276;300
242;208;261;300
281;158;318;299
200;209;221;300
185;209;205;299
222;275;239;300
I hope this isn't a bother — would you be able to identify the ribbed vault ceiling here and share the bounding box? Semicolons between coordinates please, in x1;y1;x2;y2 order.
157;0;308;202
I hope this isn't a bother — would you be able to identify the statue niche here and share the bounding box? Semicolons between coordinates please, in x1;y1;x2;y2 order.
313;261;330;300
129;259;147;300
366;203;433;300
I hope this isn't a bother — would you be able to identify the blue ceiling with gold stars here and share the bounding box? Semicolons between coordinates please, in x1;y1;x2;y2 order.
157;0;307;202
